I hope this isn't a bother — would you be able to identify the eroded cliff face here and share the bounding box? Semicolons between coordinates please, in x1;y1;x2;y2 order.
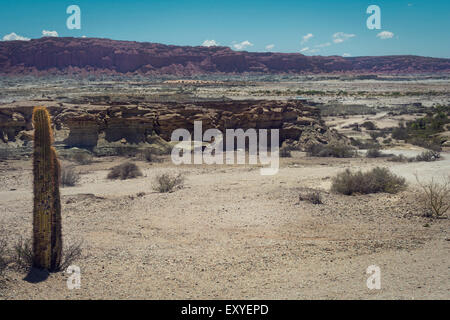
0;99;345;157
1;37;450;75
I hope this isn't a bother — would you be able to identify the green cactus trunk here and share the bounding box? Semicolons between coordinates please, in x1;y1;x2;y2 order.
32;107;62;271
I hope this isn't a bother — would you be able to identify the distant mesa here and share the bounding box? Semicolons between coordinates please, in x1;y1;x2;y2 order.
0;37;449;75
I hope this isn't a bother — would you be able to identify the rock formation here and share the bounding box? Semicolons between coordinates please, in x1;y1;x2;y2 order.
0;99;345;157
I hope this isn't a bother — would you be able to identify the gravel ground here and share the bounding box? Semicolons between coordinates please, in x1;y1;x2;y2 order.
0;154;449;300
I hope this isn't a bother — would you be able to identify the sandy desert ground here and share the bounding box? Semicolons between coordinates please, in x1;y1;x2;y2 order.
0;150;448;299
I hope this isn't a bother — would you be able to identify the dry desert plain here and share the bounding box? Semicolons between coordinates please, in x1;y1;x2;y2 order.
0;75;449;299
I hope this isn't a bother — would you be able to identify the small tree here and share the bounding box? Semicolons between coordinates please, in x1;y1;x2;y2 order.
415;174;450;218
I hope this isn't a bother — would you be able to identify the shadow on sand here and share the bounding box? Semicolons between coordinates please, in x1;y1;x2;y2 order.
23;267;49;283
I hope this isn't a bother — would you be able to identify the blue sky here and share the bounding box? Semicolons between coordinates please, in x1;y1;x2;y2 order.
1;0;449;58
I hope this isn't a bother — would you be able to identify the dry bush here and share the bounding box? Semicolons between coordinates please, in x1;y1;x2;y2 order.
299;190;323;204
279;146;292;158
307;143;355;158
366;148;382;158
12;237;33;270
11;237;82;271
361;121;377;130
59;240;83;271
0;236;8;275
72;153;93;165
61;166;80;187
415;175;450;218
415;150;440;162
143;149;156;162
388;154;415;163
331;167;406;195
107;162;143;180
153;173;184;193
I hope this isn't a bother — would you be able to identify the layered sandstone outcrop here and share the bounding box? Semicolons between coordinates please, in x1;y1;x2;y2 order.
0;99;345;157
1;37;449;75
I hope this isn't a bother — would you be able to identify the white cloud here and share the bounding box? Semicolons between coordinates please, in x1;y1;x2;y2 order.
301;33;314;44
342;53;351;57
333;32;355;44
315;42;331;48
202;39;219;47
232;40;253;50
376;31;394;39
42;30;59;37
2;32;30;41
265;44;275;51
300;47;319;54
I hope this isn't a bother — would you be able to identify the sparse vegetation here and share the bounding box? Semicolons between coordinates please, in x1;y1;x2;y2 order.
319;103;377;116
350;138;380;150
415;150;440;162
279;146;292;158
11;237;82;271
0;236;8;275
12;237;33;270
299;190;323;204
307;143;356;158
61;166;80;187
366;148;382;158
361;121;377;130
416;175;450;218
107;162;143;180
388;154;415;163
153;173;184;193
59;240;83;271
72;152;93;165
391;106;449;151
331;167;406;195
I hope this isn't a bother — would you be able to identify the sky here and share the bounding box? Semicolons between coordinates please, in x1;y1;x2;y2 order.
1;0;449;58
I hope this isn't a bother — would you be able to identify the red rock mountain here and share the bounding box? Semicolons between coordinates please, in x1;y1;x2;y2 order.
1;37;449;75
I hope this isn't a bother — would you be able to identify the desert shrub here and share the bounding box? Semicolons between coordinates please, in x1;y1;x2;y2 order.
72;152;93;165
361;121;377;130
366;148;382;158
331;167;406;195
416;175;450;218
415;150;440;162
153;173;184;193
299;190;323;204
306;143;355;158
350;138;380;150
107;162;143;180
61;166;80;187
59;240;83;271
388;154;415;163
408;137;442;152
11;237;82;271
0;236;8;275
369;131;387;140
279;146;292;158
392;125;409;140
12;237;33;270
143;149;155;162
141;149;164;163
383;137;393;145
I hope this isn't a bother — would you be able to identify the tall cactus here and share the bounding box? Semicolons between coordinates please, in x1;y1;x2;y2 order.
32;107;62;271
